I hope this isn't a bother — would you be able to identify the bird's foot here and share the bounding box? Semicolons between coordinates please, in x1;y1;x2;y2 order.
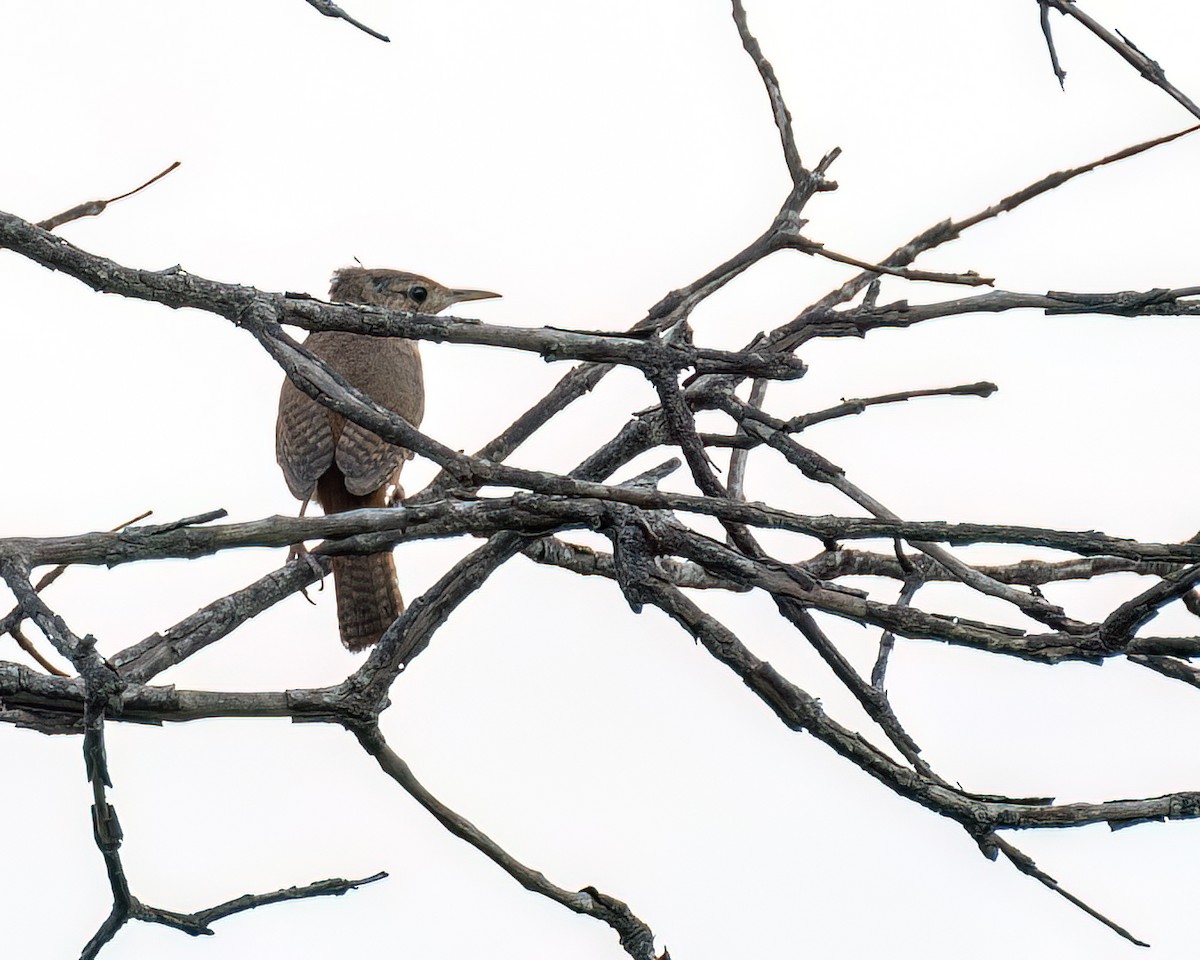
288;542;327;605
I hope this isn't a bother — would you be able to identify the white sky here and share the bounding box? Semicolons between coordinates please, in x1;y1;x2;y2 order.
2;1;1200;957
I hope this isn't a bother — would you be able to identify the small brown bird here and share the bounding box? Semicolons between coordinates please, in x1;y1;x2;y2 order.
276;267;500;650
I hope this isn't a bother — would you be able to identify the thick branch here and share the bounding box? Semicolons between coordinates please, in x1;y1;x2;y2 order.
5;500;1199;576
0;209;805;384
282;296;806;381
111;557;332;684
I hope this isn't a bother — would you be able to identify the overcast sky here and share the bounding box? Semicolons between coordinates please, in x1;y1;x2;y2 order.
3;1;1200;958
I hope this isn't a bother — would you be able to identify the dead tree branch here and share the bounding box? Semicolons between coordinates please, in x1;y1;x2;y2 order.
303;0;389;42
1039;0;1200;118
37;163;180;232
358;725;664;960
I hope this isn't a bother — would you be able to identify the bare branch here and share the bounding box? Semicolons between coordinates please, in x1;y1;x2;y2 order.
812;287;1200;345
0;661;351;732
281;295;809;380
730;0;806;184
37;162;180;232
1037;1;1068;89
787;235;993;287
1128;654;1200;690
783;123;1200;332
135;872;388;935
112;556;331;684
637;375;949;779
702;381;998;449
6;499;1200;575
358;726;663;960
303;0;389;42
634;574;1200;836
1040;0;1200;119
1099;563;1200;649
0;558;91;670
872;552;923;689
952;125;1200;235
726;408;1086;632
3;509;152;676
990;834;1149;947
806;548;1184;586
522;536;747;593
79;702;131;960
726;378;767;500
33;218;775;389
9;624;68;677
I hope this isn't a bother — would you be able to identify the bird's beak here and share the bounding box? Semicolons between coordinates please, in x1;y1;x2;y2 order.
444;288;502;306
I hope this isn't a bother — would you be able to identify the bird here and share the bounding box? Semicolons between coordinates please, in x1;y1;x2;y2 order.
276;267;500;651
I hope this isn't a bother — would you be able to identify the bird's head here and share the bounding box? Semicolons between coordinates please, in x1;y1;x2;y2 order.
330;267;500;314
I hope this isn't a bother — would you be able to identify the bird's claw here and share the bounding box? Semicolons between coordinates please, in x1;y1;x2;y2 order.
288;542;327;605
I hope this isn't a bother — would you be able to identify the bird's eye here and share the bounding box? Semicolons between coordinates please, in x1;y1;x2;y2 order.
408;285;429;304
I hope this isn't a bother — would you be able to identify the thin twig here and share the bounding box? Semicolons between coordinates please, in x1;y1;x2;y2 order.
872;554;923;689
136;872;388;935
37;163;180;232
701;381;998;449
726;378;767;502
1038;1;1068;88
303;0;389;42
990;834;1149;947
788;235;993;287
9;624;67;677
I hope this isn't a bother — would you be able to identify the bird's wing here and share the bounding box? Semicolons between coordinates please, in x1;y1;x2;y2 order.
276;380;335;500
335;420;407;496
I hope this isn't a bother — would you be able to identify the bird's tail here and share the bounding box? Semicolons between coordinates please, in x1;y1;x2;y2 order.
317;470;404;651
331;551;404;651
